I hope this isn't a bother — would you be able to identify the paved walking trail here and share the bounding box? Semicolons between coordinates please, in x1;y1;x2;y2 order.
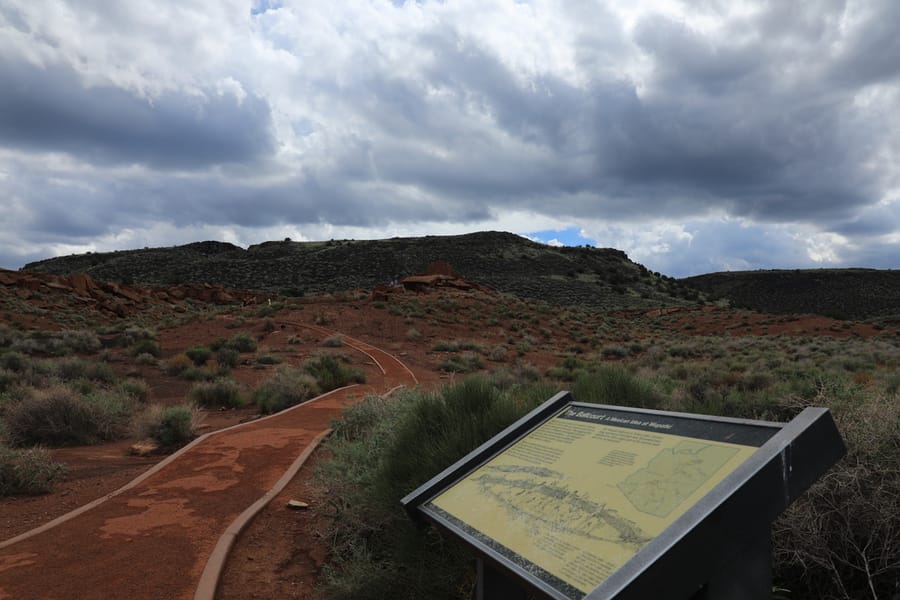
0;328;417;600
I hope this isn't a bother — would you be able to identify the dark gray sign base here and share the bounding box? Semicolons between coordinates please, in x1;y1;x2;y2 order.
689;533;771;600
477;559;529;600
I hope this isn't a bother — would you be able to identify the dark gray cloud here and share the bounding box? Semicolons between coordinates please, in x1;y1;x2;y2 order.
0;57;275;169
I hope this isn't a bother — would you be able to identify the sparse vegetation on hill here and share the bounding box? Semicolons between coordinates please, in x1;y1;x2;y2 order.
24;231;699;310
684;268;900;321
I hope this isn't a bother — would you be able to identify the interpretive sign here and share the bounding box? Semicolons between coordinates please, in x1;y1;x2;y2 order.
402;392;845;600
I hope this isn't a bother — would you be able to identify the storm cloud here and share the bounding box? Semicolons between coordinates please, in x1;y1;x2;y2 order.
0;0;897;276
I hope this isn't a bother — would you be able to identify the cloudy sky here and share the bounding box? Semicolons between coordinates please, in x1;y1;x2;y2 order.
1;1;898;277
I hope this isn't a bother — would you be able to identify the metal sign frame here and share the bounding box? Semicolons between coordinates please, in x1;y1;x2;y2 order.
401;392;845;600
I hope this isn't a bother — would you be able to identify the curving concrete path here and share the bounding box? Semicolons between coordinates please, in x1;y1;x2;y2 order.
0;328;417;600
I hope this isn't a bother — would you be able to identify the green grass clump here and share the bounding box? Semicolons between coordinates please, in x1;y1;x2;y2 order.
189;378;245;408
0;445;66;496
253;367;321;414
316;376;556;600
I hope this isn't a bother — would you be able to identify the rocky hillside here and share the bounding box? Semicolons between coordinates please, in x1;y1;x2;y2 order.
24;232;699;310
684;269;900;321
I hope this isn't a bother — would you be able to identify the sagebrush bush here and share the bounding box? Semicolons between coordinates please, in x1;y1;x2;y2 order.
6;386;132;446
0;445;66;496
216;347;241;369
438;352;483;373
52;359;116;384
134;404;198;449
253;367;320;414
303;353;365;391
224;332;257;353
189;378;244;408
573;365;665;410
185;346;212;366
12;329;101;356
117;378;149;402
322;334;345;348
130;339;161;358
255;354;282;365
0;351;31;373
162;353;193;376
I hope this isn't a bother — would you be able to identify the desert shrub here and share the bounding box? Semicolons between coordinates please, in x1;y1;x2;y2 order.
406;327;422;341
117;379;149;403
255;354;282;365
136;404;198;449
134;352;158;365
253;367;321;414
184;346;212;366
66;330;102;353
303;353;365;391
162;353;193;376
545;355;587;381
773;393;900;598
0;445;66;496
488;345;508;362
180;366;217;382
317;376;553;599
6;386;132;446
119;326;156;347
13;329;102;356
0;368;17;395
216;347;241;369
432;340;460;352
52;359;116;384
573;365;665;410
322;334;345;348
885;372;900;396
256;304;280;318
189;378;244;408
0;351;31;373
600;345;629;359
224;332;257;353
131;339;161;358
0;324;16;348
438;352;484;373
52;358;88;381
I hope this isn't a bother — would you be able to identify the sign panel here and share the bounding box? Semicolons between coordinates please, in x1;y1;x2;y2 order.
420;404;777;599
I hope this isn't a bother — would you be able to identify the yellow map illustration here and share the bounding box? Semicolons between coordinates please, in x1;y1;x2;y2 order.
618;441;740;518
